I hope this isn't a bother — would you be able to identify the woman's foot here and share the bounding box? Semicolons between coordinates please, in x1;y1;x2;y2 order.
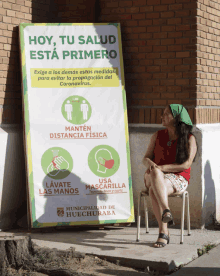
162;209;175;226
154;231;170;248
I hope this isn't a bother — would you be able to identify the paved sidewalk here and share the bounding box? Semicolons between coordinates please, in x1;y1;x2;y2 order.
169;243;220;276
5;226;220;274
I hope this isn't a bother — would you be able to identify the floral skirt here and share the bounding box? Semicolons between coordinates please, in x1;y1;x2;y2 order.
164;173;188;194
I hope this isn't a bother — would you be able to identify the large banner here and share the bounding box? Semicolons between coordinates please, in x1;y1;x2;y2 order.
19;23;134;228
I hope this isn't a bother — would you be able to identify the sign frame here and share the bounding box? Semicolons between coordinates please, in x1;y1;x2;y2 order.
19;23;134;228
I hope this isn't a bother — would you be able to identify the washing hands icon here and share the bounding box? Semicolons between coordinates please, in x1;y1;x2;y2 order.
47;150;69;177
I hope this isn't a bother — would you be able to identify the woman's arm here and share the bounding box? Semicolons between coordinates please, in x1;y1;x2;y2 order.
157;135;197;173
142;132;158;169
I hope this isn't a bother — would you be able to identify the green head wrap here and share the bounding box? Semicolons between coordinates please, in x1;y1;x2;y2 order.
169;104;193;126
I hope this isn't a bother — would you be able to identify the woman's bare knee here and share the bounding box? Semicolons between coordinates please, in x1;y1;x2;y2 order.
149;169;165;187
149;167;162;178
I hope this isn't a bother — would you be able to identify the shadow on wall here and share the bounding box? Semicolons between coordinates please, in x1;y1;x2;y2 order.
3;0;58;125
0;127;26;230
35;171;109;228
2;25;22;125
1;0;60;229
2;0;116;124
3;0;101;124
2;0;124;229
203;160;216;227
52;0;98;23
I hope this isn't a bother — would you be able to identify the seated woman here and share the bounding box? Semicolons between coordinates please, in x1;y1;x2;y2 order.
143;104;197;248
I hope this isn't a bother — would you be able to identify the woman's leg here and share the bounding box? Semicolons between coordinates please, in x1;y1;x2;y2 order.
144;168;175;247
148;168;177;247
149;187;163;230
149;187;170;247
149;168;174;213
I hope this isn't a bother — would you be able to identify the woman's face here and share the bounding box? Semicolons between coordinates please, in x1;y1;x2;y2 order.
161;106;175;127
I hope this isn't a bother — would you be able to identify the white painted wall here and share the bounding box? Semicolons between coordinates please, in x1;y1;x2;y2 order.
129;124;220;229
0;125;26;230
0;123;219;230
197;124;220;226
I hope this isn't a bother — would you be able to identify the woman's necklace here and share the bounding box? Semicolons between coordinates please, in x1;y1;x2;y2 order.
167;140;172;146
167;133;177;146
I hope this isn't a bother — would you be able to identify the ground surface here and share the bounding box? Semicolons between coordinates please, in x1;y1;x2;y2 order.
5;243;166;276
5;255;157;276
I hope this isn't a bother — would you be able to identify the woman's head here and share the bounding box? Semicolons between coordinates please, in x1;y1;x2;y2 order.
169;104;193;127
163;104;194;164
161;106;175;128
169;104;193;138
162;104;193;130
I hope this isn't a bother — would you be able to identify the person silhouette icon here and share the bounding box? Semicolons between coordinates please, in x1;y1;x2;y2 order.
80;100;89;120
65;100;73;121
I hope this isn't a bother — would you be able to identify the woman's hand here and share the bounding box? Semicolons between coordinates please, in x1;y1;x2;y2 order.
144;158;158;174
144;158;166;174
155;165;164;172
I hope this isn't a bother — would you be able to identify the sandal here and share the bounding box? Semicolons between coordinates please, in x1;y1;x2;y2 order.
154;233;170;248
162;209;175;226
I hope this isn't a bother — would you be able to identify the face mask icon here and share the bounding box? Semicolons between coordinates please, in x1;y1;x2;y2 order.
95;148;114;174
98;157;114;169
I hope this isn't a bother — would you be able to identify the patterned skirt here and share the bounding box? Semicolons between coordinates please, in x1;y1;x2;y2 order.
164;173;188;194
